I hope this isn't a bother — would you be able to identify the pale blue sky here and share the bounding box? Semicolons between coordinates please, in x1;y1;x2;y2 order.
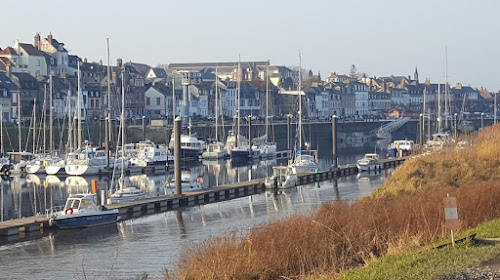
1;0;499;90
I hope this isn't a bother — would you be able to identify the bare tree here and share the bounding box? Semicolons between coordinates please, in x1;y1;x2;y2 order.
349;64;359;80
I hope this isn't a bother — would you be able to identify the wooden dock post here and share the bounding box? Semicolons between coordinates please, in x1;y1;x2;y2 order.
287;114;291;153
454;113;458;138
331;115;337;169
419;113;424;146
481;113;485;129
174;116;182;195
142;115;146;140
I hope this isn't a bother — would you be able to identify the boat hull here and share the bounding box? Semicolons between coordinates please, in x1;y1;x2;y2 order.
356;163;382;172
52;210;119;229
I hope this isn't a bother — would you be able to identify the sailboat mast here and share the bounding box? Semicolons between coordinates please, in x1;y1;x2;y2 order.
49;75;53;154
438;83;441;133
265;63;269;140
0;93;3;156
32;98;36;154
215;66;218;142
77;62;82;149
444;46;448;130
17;92;21;153
106;38;111;168
67;87;72;153
121;71;125;177
237;55;241;146
298;52;302;152
422;86;426;141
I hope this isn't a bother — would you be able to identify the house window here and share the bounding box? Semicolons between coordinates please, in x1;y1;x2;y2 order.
146;97;150;106
156;97;161;105
90;99;94;108
96;100;99;107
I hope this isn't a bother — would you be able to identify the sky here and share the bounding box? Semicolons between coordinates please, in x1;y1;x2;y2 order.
1;0;499;91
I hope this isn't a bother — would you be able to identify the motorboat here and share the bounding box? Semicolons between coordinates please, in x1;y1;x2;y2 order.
387;140;416;158
169;133;205;160
7;152;35;174
202;141;228;160
356;153;382;172
426;132;452;151
50;193;119;229
129;140;169;167
265;166;298;189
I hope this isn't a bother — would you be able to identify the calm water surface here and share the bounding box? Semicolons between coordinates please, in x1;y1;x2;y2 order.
0;142;394;279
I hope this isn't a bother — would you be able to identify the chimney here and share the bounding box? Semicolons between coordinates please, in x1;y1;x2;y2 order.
60;72;67;78
6;60;11;76
112;71;117;84
99;59;103;66
34;33;41;48
117;58;123;68
456;83;462;89
84;57;88;63
48;33;53;45
425;78;430;85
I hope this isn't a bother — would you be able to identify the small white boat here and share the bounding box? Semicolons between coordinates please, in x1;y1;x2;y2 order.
26;156;63;174
108;186;146;204
202;142;228;160
265;166;298;189
387;140;416;158
356;153;382;172
290;154;319;174
129;140;169;167
169;133;205;160
426;132;452;151
50;193;119;229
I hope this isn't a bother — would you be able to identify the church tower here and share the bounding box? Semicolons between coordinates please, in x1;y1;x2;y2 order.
414;66;419;83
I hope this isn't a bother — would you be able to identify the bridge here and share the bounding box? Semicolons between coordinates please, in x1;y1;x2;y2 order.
369;118;410;139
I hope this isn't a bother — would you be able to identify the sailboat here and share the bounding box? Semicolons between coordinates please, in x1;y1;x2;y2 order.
225;56;253;159
108;71;145;204
26;75;63;174
289;52;318;174
203;67;228;160
254;63;277;158
8;92;35;174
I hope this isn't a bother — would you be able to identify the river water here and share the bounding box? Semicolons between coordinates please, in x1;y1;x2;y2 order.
0;137;395;279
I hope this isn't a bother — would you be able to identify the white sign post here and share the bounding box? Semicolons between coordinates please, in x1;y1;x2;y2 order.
444;193;459;247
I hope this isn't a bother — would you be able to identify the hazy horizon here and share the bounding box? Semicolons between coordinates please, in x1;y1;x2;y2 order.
1;0;499;91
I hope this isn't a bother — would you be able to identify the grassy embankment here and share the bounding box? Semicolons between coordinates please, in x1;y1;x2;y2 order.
168;125;500;280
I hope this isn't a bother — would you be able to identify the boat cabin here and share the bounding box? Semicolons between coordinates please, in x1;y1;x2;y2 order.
63;194;98;215
8;152;34;164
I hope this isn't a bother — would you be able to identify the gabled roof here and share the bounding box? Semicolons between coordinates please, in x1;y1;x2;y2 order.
0;72;18;91
150;68;167;78
0;57;14;66
19;43;43;56
0;47;17;56
126;62;151;77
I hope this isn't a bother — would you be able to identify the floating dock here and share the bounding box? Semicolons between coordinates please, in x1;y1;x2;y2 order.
0;157;406;237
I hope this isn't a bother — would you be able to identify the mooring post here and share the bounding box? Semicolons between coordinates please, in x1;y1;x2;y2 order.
287;114;291;154
174;116;182;195
248;115;252;159
142;115;146;141
454;113;458;138
481;113;484;130
419;114;424;146
331;115;337;169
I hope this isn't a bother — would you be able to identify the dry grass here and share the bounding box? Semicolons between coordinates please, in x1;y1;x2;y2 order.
169;125;500;280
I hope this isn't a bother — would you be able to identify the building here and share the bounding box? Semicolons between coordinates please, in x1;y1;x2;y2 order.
0;72;17;121
0;41;47;77
34;33;73;75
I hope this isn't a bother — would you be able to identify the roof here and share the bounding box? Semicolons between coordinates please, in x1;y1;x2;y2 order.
150;68;167;78
0;72;18;91
19;43;43;56
0;47;17;56
126;62;151;77
0;57;14;66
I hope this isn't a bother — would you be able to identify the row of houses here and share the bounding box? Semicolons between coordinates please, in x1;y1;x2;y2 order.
0;33;495;124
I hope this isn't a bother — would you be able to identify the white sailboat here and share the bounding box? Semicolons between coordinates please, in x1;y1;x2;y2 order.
203;67;228;160
289;52;318;174
255;63;277;158
8;92;35;174
225;56;253;159
108;71;145;204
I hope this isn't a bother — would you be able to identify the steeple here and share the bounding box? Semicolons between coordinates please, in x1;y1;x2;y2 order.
414;66;419;83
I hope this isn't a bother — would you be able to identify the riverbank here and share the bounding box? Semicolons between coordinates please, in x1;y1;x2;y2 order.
169;125;500;280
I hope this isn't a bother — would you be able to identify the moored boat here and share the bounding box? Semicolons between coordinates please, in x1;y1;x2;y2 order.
50;193;118;229
356;153;382;172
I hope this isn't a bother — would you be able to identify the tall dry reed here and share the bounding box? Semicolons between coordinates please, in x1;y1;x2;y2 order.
171;125;500;280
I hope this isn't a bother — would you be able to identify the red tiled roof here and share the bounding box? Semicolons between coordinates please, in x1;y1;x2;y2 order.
0;47;17;56
19;43;43;56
